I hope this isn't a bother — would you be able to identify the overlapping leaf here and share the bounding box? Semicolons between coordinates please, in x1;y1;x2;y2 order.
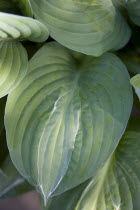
46;116;140;210
0;97;32;199
131;74;140;100
0;156;32;199
0;41;28;98
0;12;49;42
117;0;140;26
5;42;133;203
30;0;131;56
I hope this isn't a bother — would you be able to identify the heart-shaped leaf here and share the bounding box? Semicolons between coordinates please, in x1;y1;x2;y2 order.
46;116;140;210
130;74;140;100
30;0;131;56
0;41;28;98
5;42;133;203
0;12;49;42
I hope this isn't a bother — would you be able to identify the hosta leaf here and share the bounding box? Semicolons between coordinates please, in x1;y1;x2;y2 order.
30;0;131;56
5;42;133;203
12;0;33;17
118;0;140;26
130;74;140;100
0;12;49;42
0;41;28;98
0;156;32;199
0;99;32;198
46;116;140;210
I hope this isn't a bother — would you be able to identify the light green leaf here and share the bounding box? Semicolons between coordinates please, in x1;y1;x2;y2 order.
0;156;32;199
130;74;140;100
12;0;33;17
46;116;140;210
0;12;49;42
30;0;131;56
0;41;28;98
5;42;133;203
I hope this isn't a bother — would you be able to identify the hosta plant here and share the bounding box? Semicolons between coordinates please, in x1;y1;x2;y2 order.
0;0;140;210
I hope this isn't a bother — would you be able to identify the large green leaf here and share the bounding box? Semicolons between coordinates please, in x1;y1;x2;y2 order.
5;42;133;203
46;116;140;210
0;41;28;98
0;12;49;42
0;156;32;199
130;74;140;100
29;0;131;56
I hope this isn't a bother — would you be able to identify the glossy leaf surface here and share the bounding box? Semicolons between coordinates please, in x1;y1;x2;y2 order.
30;0;131;56
0;12;49;42
5;42;133;203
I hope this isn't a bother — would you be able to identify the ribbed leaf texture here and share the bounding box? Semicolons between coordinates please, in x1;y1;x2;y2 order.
0;41;28;97
0;12;49;42
5;42;133;204
46;116;140;210
30;0;131;56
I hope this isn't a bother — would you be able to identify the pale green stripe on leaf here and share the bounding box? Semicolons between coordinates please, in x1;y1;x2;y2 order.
0;41;28;98
5;42;133;204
